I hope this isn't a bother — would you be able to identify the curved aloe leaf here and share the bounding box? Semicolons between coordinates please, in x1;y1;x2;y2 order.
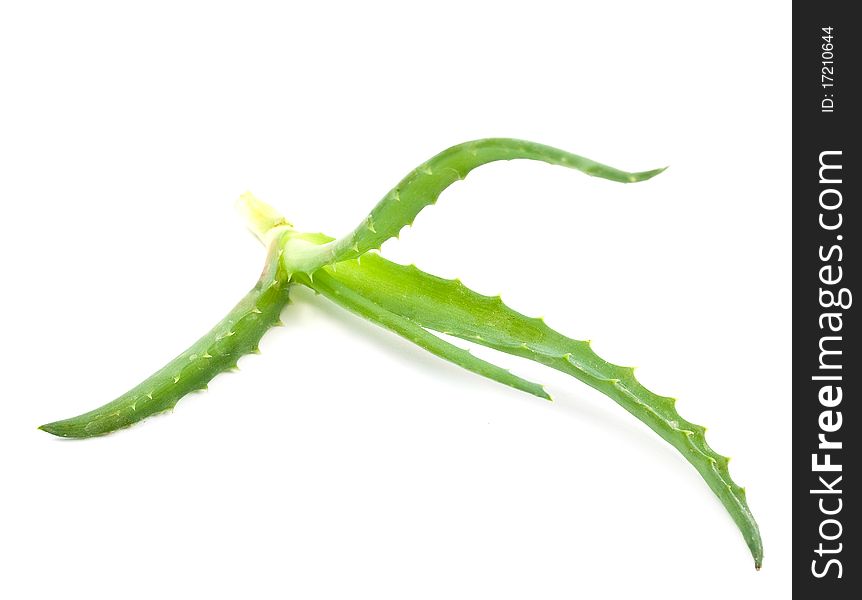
305;253;763;569
281;138;665;273
39;243;293;438
299;270;549;400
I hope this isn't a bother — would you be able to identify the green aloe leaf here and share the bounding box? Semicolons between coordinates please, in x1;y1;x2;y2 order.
305;253;763;569
298;269;549;401
281;138;665;273
39;243;292;438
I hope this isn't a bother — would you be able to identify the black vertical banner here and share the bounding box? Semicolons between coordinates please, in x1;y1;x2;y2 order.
794;3;857;596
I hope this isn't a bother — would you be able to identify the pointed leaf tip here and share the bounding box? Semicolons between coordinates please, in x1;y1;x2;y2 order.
631;166;668;182
38;422;68;438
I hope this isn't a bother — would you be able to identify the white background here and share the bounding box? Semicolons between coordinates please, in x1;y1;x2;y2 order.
1;1;791;598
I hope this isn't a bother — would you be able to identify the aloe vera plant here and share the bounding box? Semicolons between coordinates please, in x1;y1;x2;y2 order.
40;138;762;569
